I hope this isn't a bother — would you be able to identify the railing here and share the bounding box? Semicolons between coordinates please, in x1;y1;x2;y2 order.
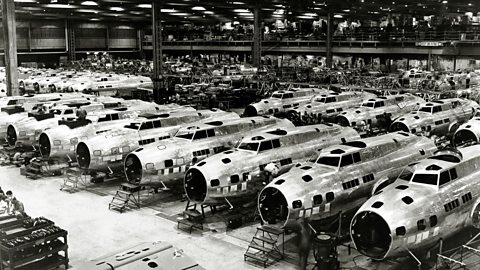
143;29;480;44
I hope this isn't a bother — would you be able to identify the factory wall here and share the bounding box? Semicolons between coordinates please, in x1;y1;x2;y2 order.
0;21;139;52
0;21;65;51
75;22;138;51
75;22;108;50
29;21;66;50
109;25;138;49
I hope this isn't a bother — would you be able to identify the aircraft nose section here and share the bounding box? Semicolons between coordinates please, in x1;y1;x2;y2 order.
184;168;207;203
76;142;91;169
38;133;51;158
390;122;410;133
6;125;17;146
243;105;258;117
336;116;350;127
125;154;142;184
350;211;392;260
453;129;478;146
258;187;289;226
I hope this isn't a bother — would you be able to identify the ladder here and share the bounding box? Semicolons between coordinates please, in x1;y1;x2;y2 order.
24;158;44;180
60;167;89;192
177;201;212;233
108;183;141;213
244;225;285;268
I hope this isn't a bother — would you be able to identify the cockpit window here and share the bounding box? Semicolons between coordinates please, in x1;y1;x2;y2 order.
316;156;340;167
374;101;385;108
193;130;208;140
432;106;442;113
124;123;141;130
340;154;353;167
238;142;259;152
272;94;283;99
411;173;438;185
50;109;62;115
419;107;432;113
176;130;195;140
259;141;273;152
340;152;361;167
326;97;336;103
398;168;413;181
315;97;326;103
140;121;154;130
361;102;375;108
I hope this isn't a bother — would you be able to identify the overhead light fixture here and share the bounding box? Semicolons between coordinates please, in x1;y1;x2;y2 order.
233;9;249;13
192;6;205;11
171;13;191;16
137;4;151;8
81;1;97;6
334;14;343;18
77;8;100;13
14;0;37;2
161;9;177;13
110;7;124;12
204;11;214;14
297;15;314;19
44;4;75;8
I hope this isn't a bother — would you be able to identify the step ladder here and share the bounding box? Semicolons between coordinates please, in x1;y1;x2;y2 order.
177;209;204;234
108;183;141;213
177;201;214;233
24;158;46;179
60;167;89;192
244;225;285;268
184;200;216;218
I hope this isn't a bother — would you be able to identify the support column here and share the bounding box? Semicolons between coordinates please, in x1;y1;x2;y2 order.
66;20;76;62
27;22;32;52
138;28;145;59
2;0;19;96
326;12;333;69
106;24;110;51
152;0;164;103
453;56;457;71
427;50;432;71
252;5;261;67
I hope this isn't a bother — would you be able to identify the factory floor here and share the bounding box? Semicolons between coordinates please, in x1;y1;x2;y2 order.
5;163;477;270
0;165;298;270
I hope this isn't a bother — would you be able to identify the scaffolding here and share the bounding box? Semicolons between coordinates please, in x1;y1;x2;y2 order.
436;232;480;270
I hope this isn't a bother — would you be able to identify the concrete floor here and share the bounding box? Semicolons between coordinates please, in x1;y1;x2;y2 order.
0;165;298;270
6;161;473;270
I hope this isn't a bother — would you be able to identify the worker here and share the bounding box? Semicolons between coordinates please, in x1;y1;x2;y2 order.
466;72;471;89
37;105;46;114
448;76;455;90
76;109;87;120
0;189;6;215
5;191;26;218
